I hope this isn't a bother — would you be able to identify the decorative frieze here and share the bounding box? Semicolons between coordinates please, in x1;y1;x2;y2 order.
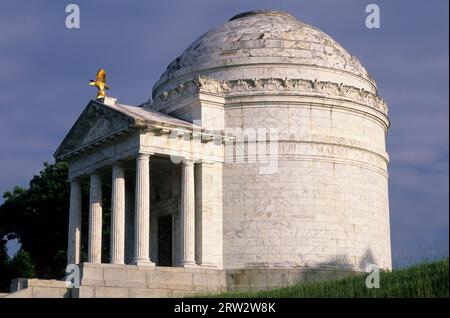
149;75;388;115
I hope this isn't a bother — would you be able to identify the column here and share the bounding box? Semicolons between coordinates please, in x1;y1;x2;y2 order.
111;164;125;264
67;179;82;265
88;173;102;263
132;153;154;266
125;176;135;264
180;159;196;267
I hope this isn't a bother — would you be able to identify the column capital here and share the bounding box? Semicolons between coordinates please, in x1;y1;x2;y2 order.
68;176;82;184
136;153;153;161
195;159;216;165
181;158;194;166
89;171;102;179
112;163;126;180
112;161;124;169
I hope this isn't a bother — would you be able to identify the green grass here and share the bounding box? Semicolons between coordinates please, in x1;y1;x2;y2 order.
212;258;449;298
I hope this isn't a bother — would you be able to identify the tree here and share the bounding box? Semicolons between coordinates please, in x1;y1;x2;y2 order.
7;250;36;280
0;161;70;288
0;237;9;291
0;161;113;292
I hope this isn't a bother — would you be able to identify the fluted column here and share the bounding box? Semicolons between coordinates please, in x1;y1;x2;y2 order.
88;173;102;263
111;164;125;264
132;153;154;266
180;159;196;267
67;179;82;265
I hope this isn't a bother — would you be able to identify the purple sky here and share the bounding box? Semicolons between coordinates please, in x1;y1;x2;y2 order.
0;0;448;266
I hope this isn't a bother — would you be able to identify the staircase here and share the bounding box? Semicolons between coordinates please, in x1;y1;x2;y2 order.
5;278;72;298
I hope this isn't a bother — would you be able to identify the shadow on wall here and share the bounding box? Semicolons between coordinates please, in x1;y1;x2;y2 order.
313;249;377;272
226;250;380;292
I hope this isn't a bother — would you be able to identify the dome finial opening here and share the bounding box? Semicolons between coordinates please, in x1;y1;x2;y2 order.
229;10;296;21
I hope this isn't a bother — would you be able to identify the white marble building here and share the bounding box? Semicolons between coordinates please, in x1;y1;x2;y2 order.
8;10;391;297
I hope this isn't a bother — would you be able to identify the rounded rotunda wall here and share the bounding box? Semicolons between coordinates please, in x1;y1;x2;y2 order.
222;95;391;270
153;11;391;271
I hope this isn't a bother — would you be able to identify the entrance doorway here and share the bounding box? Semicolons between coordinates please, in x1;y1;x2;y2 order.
157;214;172;266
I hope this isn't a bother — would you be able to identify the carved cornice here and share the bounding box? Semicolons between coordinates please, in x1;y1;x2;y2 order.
148;75;388;115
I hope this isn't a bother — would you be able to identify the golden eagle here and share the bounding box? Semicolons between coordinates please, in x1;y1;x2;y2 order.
89;69;110;99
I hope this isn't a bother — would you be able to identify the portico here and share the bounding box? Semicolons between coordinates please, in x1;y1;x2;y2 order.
57;98;225;269
67;154;197;267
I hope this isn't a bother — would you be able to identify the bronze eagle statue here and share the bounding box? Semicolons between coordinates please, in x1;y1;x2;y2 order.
89;69;110;99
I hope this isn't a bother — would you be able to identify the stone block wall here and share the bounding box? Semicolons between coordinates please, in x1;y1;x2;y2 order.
76;263;227;298
6;264;363;298
7;279;71;298
222;95;391;271
74;263;359;297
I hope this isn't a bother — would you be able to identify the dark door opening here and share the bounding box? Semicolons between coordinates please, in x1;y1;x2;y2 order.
157;214;172;266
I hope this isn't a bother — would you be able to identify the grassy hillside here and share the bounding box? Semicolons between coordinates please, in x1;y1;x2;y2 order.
214;258;449;298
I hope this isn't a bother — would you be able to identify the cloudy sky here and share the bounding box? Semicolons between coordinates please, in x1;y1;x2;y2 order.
0;0;448;267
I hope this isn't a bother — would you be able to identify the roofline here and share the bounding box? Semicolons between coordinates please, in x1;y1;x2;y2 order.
53;99;229;162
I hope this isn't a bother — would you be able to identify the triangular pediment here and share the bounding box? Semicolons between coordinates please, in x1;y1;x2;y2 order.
55;100;135;159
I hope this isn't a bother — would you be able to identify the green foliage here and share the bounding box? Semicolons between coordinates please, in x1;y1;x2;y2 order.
0;160;113;292
0;161;70;290
211;258;449;298
0;238;9;291
7;250;36;279
0;237;7;265
0;249;37;291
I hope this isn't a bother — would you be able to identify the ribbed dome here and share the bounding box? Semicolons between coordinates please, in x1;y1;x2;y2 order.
153;10;375;97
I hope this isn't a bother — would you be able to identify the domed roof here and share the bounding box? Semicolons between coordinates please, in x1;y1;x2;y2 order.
153;10;375;97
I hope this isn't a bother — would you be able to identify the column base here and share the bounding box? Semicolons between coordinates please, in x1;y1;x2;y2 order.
199;263;218;268
110;261;126;266
131;259;155;267
180;261;198;268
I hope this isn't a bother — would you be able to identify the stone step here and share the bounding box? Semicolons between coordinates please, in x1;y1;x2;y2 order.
7;278;72;298
73;286;201;298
